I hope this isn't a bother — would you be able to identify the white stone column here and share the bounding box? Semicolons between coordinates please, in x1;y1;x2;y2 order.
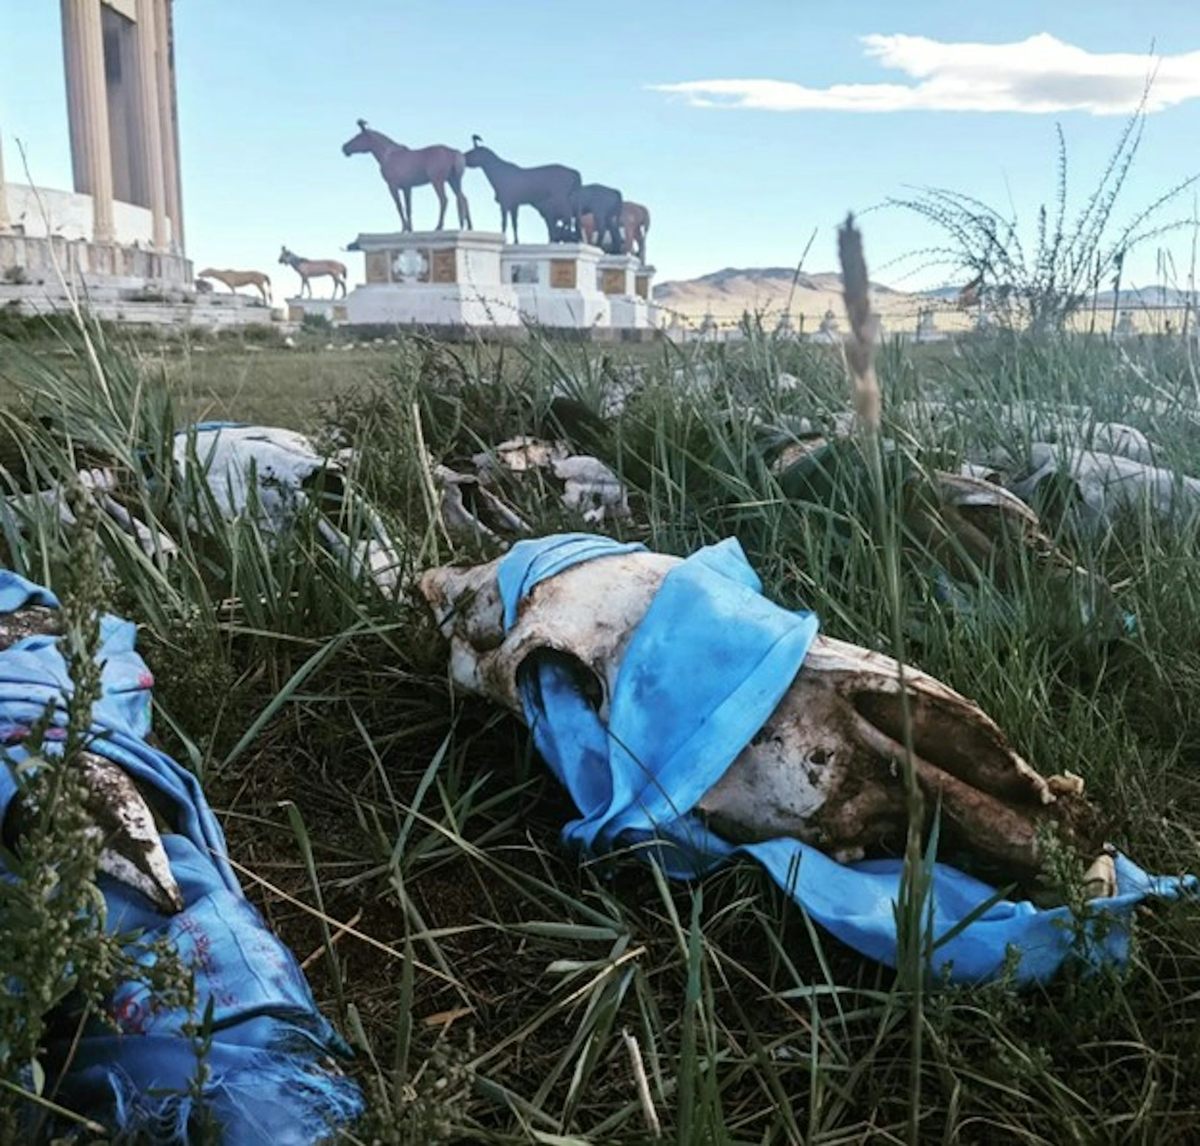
134;0;167;249
154;0;183;252
0;127;10;232
61;0;115;243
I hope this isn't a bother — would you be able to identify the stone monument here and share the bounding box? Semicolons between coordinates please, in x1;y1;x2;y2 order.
810;308;841;344
915;307;941;343
290;229;658;335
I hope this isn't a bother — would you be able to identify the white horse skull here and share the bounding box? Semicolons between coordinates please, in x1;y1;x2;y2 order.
176;424;404;593
421;548;1111;893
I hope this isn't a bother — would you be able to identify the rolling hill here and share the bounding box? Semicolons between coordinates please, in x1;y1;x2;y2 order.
651;266;1193;332
652;266;926;328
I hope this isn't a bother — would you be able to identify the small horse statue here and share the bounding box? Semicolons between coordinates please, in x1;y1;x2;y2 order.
342;119;472;232
197;268;272;305
278;247;347;299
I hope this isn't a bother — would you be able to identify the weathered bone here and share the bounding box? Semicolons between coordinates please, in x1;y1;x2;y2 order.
772;438;1119;629
78;751;183;914
0;607;182;914
420;549;1109;892
551;456;630;523
4;469;179;563
471;436;631;525
434;464;530;546
176;424;404;593
1000;443;1200;530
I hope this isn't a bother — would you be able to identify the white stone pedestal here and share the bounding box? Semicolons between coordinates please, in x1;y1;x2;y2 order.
635;265;655;300
597;253;651;329
344;230;521;328
286;297;349;324
318;230;659;333
501;243;610;329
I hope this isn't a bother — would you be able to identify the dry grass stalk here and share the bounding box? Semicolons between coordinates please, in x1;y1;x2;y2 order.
839;212;924;1146
838;214;882;433
622;1026;661;1138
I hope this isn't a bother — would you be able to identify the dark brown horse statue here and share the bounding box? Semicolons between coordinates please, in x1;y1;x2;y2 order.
464;135;582;244
342;120;472;232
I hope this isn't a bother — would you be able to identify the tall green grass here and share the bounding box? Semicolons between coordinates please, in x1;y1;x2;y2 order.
1;316;1199;1143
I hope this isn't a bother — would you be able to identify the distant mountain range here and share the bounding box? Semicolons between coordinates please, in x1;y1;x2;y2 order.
920;282;1194;307
653;266;1193;323
653;267;936;326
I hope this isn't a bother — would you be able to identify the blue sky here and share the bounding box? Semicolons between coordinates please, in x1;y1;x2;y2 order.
4;1;1200;291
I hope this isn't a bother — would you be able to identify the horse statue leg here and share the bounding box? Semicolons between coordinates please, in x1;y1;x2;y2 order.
432;179;448;231
403;187;414;233
388;184;409;230
449;171;471;230
511;204;520;244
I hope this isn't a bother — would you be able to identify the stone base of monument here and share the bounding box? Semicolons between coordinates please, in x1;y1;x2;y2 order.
596;253;655;329
285;297;351;325
338;230;519;328
501;242;611;329
329;230;658;334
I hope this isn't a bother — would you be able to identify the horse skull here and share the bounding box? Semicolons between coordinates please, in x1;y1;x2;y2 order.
420;549;1108;894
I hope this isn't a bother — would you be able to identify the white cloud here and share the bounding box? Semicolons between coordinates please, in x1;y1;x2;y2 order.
651;33;1200;116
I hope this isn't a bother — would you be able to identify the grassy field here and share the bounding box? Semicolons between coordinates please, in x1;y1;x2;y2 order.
2;315;1200;1143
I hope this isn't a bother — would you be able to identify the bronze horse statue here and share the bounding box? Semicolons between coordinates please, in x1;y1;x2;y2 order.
342;120;472;232
197;268;272;305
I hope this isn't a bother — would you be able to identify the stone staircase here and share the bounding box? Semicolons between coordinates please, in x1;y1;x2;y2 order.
0;277;283;330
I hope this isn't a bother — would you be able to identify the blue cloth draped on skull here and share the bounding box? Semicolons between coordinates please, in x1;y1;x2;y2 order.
0;570;363;1143
497;533;1193;985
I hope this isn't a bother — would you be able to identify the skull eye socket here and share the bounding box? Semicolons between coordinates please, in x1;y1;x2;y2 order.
517;648;606;713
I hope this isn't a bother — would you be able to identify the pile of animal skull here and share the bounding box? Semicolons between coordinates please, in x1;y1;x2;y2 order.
10;393;1198;971
413;393;1200;910
434;434;630;544
2;423;405;595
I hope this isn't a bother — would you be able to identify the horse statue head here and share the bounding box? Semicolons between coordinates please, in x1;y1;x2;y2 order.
342;119;374;157
464;134;489;167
